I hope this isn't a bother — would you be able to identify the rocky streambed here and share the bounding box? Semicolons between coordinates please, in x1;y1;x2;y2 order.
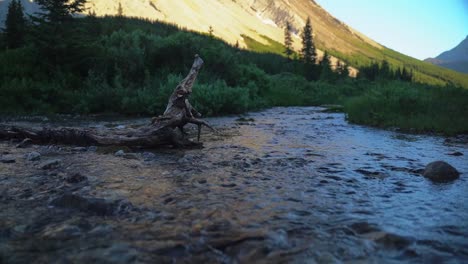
1;107;467;263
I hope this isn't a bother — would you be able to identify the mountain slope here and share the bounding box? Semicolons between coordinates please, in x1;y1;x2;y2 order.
425;36;468;74
1;0;467;87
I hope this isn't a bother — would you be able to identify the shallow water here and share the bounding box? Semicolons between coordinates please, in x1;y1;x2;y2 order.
1;107;467;263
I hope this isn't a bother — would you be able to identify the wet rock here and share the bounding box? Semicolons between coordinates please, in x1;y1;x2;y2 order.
88;224;113;236
71;147;87;152
447;151;463;156
123;153;139;160
266;229;289;250
364;232;412;249
13;225;28;234
74;243;137;263
350;222;380;234
142;152;156;161
178;154;197;163
65;173;87;184
0;155;16;163
423;161;460;182
40;159;61;170
42;224;82;240
114;150;138;160
50;194;133;216
88;146;97;152
115;150;125;157
25;151;41;161
16;138;33;148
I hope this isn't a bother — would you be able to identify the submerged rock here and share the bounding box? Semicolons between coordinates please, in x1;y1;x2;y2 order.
40;159;61;170
423;161;460;182
65;173;88;184
0;155;16;163
50;194;133;216
42;224;82;240
115;150;125;157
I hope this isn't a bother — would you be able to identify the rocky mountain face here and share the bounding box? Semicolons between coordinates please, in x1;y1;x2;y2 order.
1;0;467;85
425;36;468;74
0;0;378;59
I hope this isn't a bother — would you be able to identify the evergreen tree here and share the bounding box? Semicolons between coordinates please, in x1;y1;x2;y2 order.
340;62;350;78
208;26;214;37
32;0;88;70
117;2;124;17
34;0;87;24
300;17;316;65
4;0;26;49
380;60;391;79
336;61;349;78
319;51;334;81
284;21;293;59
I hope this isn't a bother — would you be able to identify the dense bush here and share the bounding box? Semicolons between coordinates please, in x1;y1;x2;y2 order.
345;82;468;135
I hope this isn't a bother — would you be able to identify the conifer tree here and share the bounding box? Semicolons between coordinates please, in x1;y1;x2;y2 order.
319;51;334;81
208;26;214;37
300;17;316;65
34;0;87;24
340;62;350;78
117;2;124;17
284;21;293;59
4;0;26;49
32;0;88;69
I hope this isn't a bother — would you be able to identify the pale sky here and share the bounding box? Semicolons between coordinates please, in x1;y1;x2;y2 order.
315;0;468;60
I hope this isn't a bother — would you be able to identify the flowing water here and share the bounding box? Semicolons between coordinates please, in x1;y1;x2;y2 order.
0;107;467;263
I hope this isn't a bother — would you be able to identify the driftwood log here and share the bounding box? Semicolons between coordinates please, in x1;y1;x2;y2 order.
0;55;215;148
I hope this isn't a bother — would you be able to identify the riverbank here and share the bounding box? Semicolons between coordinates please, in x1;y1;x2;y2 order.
1;107;466;263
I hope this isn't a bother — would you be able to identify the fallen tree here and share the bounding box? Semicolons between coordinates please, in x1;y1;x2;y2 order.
0;55;215;148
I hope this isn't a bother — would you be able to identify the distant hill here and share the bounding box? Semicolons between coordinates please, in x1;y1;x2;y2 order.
425;36;468;74
1;0;467;87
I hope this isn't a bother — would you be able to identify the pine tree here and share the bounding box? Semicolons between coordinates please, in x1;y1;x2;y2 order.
208;26;214;37
117;2;124;17
32;0;88;69
284;21;293;59
34;0;87;24
4;0;26;49
341;62;350;78
300;17;316;65
319;51;333;81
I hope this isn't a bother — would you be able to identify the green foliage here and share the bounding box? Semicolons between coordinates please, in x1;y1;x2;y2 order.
345;82;468;135
4;0;26;49
284;21;293;59
0;15;466;135
358;60;413;82
241;34;285;55
300;17;316;65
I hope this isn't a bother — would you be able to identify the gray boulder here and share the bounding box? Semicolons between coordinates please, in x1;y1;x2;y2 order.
423;161;460;182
